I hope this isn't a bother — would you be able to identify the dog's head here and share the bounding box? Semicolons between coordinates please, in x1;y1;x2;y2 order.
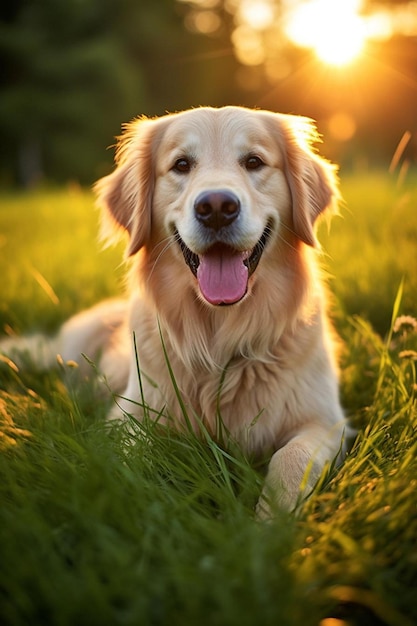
96;106;338;307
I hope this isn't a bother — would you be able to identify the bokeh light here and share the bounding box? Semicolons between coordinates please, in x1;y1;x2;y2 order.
328;112;357;142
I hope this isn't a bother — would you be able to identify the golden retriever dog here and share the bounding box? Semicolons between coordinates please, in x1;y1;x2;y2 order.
1;106;349;517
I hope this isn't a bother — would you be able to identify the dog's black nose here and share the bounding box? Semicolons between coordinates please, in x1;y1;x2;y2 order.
194;190;240;230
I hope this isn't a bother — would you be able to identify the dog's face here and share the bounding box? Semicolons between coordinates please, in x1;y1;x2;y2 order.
153;108;293;306
96;106;338;307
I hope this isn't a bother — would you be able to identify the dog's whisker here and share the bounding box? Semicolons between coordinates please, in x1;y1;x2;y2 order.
278;223;308;252
146;235;177;285
276;232;300;253
279;222;300;239
152;235;176;256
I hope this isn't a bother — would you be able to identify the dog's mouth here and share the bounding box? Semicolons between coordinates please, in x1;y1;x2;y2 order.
175;220;273;306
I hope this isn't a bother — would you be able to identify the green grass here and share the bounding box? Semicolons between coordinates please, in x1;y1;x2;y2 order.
0;172;417;626
0;187;124;333
319;171;417;335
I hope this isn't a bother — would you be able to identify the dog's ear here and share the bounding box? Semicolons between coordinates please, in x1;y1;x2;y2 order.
278;115;339;247
95;116;162;257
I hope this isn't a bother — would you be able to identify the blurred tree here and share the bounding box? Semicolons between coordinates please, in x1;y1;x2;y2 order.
0;0;236;186
1;1;129;184
0;0;145;185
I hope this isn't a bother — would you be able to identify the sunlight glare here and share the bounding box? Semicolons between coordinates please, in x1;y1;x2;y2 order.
285;0;367;67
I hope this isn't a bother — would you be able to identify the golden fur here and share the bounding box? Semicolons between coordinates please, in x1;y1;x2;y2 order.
1;106;349;517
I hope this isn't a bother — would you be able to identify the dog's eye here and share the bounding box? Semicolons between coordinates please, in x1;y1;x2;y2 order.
173;158;192;173
244;155;265;171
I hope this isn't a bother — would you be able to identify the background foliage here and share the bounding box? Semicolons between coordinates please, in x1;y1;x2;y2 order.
1;0;417;186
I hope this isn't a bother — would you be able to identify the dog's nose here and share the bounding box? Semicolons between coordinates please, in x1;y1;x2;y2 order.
194;190;240;230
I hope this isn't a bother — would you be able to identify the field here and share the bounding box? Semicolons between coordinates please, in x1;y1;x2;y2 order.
0;171;416;626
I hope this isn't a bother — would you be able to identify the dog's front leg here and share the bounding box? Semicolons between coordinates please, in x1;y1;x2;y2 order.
256;424;343;519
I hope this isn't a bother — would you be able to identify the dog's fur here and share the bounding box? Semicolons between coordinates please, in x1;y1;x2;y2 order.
1;106;349;516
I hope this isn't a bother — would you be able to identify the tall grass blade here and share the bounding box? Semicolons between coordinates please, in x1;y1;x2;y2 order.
375;278;404;396
157;318;194;431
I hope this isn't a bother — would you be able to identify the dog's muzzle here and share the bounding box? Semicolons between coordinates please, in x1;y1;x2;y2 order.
175;213;273;306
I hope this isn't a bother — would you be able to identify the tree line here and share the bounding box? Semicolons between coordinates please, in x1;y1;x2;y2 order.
0;0;240;186
1;0;416;186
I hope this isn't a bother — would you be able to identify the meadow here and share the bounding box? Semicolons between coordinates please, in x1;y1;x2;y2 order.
0;170;416;626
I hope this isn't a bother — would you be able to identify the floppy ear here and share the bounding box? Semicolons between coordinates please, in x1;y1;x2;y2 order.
280;115;339;247
94;116;161;257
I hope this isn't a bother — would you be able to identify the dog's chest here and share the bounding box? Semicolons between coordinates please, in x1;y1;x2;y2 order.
176;356;296;452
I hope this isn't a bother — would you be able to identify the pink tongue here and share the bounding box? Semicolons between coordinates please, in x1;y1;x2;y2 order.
197;245;248;305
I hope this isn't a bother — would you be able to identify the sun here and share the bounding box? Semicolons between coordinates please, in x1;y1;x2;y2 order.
285;0;367;67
